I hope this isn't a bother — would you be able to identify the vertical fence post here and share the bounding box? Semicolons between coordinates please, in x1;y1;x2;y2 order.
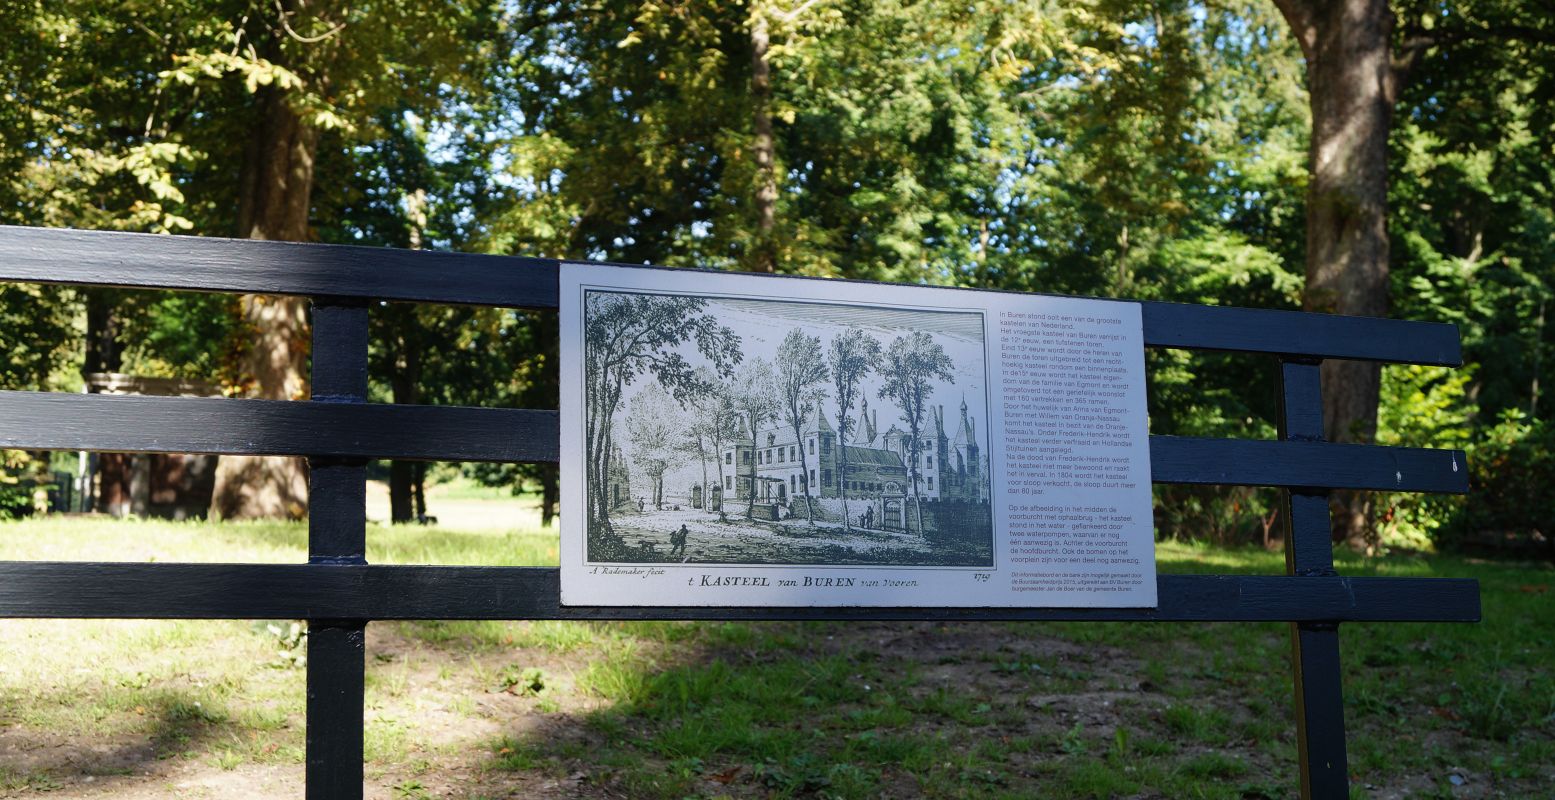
1277;358;1349;799
306;298;370;800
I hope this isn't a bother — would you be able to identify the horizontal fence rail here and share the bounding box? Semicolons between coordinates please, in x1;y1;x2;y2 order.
0;392;1468;493
0;226;1462;365
0;391;558;463
0;564;1482;623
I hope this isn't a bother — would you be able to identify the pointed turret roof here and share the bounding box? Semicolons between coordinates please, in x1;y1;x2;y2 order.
952;395;977;449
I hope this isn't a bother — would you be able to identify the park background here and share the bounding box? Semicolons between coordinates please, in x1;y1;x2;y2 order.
0;0;1552;797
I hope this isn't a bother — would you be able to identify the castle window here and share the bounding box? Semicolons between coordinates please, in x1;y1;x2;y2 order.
928;476;934;490
823;469;833;487
790;475;796;492
789;445;796;461
741;451;750;465
778;448;784;463
766;448;773;463
725;452;732;465
809;468;816;486
808;438;815;455
725;476;732;490
927;455;933;468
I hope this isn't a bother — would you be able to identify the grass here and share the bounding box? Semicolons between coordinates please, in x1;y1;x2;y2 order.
0;515;1551;798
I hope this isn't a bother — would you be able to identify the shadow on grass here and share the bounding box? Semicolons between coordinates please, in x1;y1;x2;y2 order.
0;684;275;791
442;547;1554;800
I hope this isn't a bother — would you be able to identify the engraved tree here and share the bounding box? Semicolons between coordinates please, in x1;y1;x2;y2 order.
584;293;740;551
730;357;779;519
776;328;828;524
624;384;684;510
879;331;954;535
683;366;741;514
829;328;882;533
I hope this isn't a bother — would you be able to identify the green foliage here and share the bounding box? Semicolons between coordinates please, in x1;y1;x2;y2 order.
2;0;1553;551
0;450;38;519
499;666;549;697
1373;365;1475;550
1443;410;1555;558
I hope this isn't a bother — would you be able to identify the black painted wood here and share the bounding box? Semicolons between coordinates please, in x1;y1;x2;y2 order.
310;301;369;403
0;563;1481;623
306;300;368;800
0;225;1462;365
0;391;558;464
1278;360;1350;799
0;391;1467;493
0;225;557;308
307;464;366;565
305;623;364;799
1149;436;1467;493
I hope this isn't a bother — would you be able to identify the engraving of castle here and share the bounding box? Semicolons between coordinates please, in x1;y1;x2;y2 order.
710;396;990;530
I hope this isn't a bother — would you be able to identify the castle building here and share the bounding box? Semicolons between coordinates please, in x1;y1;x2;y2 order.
715;396;989;528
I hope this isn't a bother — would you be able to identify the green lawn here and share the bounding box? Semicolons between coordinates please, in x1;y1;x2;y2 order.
0;516;1550;799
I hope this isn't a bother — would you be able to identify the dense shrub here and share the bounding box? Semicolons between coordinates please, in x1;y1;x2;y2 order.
1440;410;1555;558
0;450;38;519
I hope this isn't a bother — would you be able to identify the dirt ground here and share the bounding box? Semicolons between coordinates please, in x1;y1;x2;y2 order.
0;621;1208;799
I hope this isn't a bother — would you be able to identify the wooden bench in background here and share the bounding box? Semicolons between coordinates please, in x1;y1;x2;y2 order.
0;225;1479;799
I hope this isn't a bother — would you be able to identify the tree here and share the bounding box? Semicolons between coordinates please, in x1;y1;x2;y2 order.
879;332;953;535
730;357;780;519
490;0;1086;282
1270;0;1554;543
584;293;740;542
624;384;685;510
1266;0;1395;543
206;0;493;518
776;329;828;522
829;328;882;533
684;367;741;514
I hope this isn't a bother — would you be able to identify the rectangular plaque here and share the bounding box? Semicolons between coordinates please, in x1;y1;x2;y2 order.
559;264;1156;607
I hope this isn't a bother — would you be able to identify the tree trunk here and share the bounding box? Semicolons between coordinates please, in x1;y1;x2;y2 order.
386;310;421;523
1275;0;1395;547
539;463;559;527
209;79;317;521
793;422;814;524
838;436;850;533
83;289;124;377
412;462;427;520
749;8;777;274
389;462;413;523
746;418;759;519
82;289;123;514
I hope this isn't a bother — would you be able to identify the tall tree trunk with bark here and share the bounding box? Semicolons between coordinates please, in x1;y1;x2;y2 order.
749;8;777;274
387;309;422;523
1274;0;1396;546
82;289;123;514
208;77;318;520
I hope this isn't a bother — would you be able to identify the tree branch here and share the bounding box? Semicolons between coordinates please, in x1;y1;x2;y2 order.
1391;18;1555;98
1269;0;1317;62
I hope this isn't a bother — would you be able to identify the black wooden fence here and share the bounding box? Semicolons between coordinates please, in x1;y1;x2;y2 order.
0;226;1479;799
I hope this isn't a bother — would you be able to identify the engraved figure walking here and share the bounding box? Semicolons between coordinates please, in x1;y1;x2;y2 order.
670;524;689;558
